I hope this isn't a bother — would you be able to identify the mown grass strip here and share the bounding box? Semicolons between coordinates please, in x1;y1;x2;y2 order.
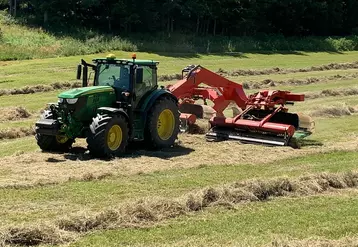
73;194;358;247
1;171;358;246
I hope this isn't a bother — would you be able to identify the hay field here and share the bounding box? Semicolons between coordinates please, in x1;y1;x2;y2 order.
0;51;358;247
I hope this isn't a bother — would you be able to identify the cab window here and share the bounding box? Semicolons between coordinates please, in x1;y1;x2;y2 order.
142;66;154;87
97;64;130;90
135;65;156;97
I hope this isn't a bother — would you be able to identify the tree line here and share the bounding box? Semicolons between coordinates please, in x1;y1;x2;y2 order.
1;0;358;37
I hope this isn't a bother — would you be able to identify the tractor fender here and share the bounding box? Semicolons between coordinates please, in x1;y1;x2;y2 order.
97;107;130;122
141;89;178;114
140;89;178;130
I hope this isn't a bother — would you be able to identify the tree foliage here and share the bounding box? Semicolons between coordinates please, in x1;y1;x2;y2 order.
1;0;358;36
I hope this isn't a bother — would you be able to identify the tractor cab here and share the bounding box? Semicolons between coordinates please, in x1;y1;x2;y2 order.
77;53;159;107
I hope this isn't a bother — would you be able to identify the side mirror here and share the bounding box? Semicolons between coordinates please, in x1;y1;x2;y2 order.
136;67;143;84
76;65;82;80
82;66;88;87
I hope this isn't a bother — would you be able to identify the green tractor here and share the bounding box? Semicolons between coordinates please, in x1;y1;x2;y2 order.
35;54;180;158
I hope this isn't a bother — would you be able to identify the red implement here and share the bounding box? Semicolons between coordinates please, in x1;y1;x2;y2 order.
166;65;312;146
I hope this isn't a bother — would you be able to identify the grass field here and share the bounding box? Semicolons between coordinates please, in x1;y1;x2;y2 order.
1;49;358;247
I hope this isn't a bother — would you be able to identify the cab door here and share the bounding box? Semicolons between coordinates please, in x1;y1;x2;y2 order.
132;65;157;109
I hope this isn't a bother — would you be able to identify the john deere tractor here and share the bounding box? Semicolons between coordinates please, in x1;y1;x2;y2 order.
35;54;180;158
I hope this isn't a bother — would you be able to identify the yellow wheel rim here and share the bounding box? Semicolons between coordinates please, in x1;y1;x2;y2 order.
107;125;123;151
56;135;69;144
157;109;175;141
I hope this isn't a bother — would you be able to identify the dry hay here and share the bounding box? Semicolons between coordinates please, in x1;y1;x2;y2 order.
306;88;358;99
0;127;35;140
0;224;75;246
187;119;210;134
0;81;81;97
310;103;358;117
2;171;358;246
242;73;358;90
1;133;358;189
1;61;358;98
158;74;182;82
155;61;358;83
217;61;358;77
0;107;31;121
0;172;113;190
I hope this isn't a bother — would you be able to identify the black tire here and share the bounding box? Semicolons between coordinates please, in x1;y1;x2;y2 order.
145;96;180;149
87;114;129;158
35;110;74;152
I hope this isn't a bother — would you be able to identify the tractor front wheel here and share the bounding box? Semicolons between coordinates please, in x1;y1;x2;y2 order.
35;110;74;152
87;114;129;158
145;96;180;149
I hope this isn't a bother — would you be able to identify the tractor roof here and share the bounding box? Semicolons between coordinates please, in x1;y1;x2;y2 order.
93;54;159;66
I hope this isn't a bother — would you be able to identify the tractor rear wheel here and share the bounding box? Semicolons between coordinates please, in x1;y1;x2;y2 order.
35;110;74;152
87;114;129;158
145;96;180;148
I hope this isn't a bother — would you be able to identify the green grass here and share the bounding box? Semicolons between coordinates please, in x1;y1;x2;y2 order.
1;51;358;90
0;118;35;129
72;192;358;247
304;115;358;143
1;150;358;225
0;91;60;111
0;137;37;157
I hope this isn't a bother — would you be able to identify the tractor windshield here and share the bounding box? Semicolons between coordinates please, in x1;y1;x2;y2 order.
97;64;130;89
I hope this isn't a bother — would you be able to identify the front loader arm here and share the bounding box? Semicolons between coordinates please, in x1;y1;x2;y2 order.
166;65;249;115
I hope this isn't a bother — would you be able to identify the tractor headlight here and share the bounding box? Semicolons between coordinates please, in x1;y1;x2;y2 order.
58;98;64;103
66;98;78;104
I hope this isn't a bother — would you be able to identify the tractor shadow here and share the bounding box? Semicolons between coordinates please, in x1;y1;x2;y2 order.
125;142;195;160
55;142;194;162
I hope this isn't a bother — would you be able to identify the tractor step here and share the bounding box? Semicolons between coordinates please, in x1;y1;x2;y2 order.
205;127;289;146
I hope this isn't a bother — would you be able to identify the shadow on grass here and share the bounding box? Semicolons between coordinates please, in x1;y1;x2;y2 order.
49;142;195;162
126;143;195;160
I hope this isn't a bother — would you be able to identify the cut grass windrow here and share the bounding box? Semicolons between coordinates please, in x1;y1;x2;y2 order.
218;60;358;77
1;72;357;98
306;88;358;99
0;127;35;140
241;73;358;90
0;107;31;122
0;81;81;97
160;60;358;81
310;103;358;117
1;62;358;97
0;172;113;190
1;171;358;246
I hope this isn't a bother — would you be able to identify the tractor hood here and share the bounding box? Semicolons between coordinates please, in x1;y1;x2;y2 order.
58;86;114;99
